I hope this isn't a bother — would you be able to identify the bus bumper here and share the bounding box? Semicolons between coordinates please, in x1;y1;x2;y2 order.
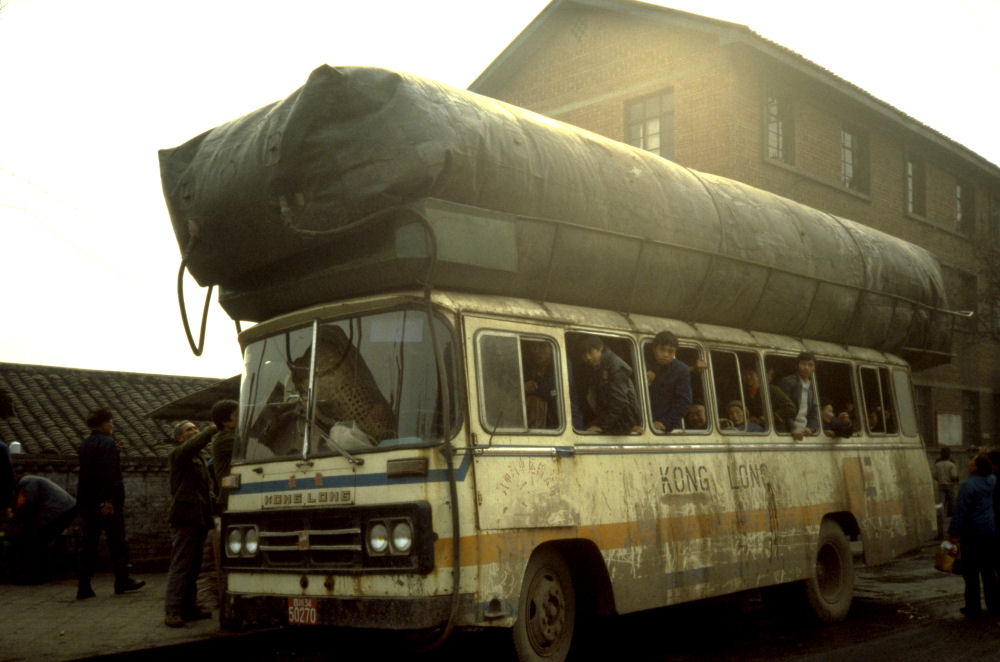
221;592;464;631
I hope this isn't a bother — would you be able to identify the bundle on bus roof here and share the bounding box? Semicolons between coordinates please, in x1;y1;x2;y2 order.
159;64;955;369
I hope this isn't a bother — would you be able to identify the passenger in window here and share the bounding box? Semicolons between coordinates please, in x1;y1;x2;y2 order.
645;332;692;433
777;352;819;440
522;341;557;429
685;402;708;430
821;403;854;438
867;407;884;433
742;368;766;428
579;336;642;434
726;401;764;432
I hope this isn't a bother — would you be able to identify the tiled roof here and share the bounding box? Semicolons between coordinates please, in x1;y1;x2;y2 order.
0;362;225;459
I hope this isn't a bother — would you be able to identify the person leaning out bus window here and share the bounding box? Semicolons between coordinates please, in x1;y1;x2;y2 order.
645;331;691;433
578;336;641;435
777;352;819;440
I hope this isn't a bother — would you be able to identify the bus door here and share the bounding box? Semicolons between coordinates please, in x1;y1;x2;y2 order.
461;315;580;531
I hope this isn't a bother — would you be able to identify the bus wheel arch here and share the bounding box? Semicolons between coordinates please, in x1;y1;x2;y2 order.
512;540;611;662
804;518;855;623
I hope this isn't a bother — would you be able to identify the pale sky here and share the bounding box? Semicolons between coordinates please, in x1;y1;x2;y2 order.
2;0;998;379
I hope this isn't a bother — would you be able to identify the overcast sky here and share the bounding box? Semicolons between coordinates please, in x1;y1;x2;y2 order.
2;0;998;379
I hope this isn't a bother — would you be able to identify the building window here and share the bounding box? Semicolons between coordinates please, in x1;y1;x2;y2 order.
962;390;980;447
906;157;926;216
955;181;975;235
626;90;674;159
765;92;794;164
841;126;869;193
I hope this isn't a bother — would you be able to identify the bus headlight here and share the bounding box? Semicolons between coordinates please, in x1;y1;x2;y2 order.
227;527;244;557
368;522;389;554
226;525;260;557
391;520;413;553
244;527;259;556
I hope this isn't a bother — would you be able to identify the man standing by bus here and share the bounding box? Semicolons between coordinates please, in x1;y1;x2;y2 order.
165;419;216;627
77;408;144;599
778;352;819;440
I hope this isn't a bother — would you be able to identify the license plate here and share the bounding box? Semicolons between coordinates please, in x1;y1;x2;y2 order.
287;597;318;625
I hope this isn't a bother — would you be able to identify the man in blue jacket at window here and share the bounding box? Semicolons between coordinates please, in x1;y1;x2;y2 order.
646;331;692;433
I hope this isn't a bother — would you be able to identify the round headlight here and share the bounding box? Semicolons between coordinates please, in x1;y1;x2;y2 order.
244;527;259;556
391;521;413;553
227;528;244;557
369;522;389;554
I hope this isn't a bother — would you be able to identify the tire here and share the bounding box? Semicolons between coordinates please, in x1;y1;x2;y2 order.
804;519;854;623
513;548;576;662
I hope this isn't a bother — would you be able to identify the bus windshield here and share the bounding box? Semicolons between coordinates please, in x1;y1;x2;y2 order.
236;308;459;462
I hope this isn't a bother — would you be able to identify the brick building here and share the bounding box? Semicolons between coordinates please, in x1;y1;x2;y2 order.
470;0;1000;450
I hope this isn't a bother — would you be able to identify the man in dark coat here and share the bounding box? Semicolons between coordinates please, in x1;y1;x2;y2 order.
76;408;144;599
948;454;998;617
164;420;216;627
579;336;641;435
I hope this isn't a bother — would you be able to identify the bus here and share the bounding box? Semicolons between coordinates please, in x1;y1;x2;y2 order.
160;66;947;662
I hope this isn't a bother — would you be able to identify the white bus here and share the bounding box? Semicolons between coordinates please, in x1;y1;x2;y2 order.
219;291;935;661
159;66;946;662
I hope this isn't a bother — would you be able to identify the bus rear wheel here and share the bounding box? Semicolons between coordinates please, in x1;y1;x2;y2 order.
805;519;854;623
513;548;576;662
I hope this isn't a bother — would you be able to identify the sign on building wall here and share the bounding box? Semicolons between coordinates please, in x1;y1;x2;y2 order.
936;412;963;446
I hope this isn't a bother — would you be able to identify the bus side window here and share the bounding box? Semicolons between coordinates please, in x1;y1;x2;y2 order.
476;332;563;433
814;360;859;438
860;366;897;435
710;349;766;433
567;332;642;435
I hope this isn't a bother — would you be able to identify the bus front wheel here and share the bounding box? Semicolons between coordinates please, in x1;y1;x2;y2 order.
513;547;576;662
805;519;854;623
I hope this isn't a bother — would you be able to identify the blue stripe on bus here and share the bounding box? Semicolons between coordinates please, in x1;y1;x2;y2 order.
236;452;474;494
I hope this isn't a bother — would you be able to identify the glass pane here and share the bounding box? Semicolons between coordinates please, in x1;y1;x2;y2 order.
521;338;562;431
860;367;885;434
645;118;660;137
879;367;897;434
711;350;740;433
646;134;660;152
627;101;644;123
738;352;768;432
645;95;660;117
239;325;315;462
627;123;642;144
892;369;918;436
479;334;527;431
